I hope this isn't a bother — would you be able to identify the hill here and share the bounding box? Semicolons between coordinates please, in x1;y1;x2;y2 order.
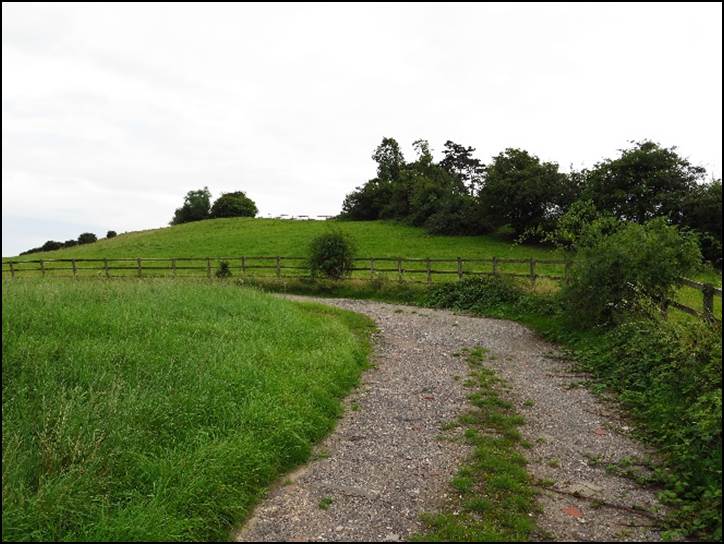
5;218;558;261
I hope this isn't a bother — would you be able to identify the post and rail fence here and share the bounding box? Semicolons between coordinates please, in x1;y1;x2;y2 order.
2;255;721;323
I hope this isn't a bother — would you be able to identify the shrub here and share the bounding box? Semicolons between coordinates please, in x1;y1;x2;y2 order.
210;191;258;218
77;232;98;245
308;231;356;280
563;218;701;327
426;276;523;312
63;239;78;248
106;230;117;238
215;261;232;278
575;316;722;539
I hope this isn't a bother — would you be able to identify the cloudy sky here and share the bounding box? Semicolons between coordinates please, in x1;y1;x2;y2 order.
2;2;722;256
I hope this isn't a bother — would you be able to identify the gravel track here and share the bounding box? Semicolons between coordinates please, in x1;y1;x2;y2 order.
235;297;664;542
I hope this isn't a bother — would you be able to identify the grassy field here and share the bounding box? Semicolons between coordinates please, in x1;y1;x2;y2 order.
3;217;720;317
2;279;373;541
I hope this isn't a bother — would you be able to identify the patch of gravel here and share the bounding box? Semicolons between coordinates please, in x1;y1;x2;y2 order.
235;297;665;542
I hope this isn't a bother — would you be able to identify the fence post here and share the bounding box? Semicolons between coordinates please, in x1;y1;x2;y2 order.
72;259;77;279
426;258;432;285
9;261;15;279
370;258;375;278
104;258;110;278
457;257;463;280
207;258;211;279
397;258;403;282
137;258;142;278
529;258;536;285
241;256;246;275
492;256;498;276
276;256;281;278
703;284;715;322
40;259;45;277
565;259;572;284
172;258;177;278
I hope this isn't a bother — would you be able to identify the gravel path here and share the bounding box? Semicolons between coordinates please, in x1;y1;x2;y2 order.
235;298;665;542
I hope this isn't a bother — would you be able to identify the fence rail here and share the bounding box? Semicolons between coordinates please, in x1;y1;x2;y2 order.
2;255;720;323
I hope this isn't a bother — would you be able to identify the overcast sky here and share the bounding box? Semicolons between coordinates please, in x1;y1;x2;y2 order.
2;2;722;256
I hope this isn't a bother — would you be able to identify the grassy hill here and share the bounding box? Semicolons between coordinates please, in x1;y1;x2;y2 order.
5;218;559;261
3;217;720;316
2;279;373;541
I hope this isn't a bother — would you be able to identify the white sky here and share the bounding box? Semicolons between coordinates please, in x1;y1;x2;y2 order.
2;2;722;256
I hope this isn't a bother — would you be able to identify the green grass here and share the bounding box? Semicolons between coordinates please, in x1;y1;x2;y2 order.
2;218;567;281
4;217;719;317
412;347;536;542
3;218;557;261
2;279;374;541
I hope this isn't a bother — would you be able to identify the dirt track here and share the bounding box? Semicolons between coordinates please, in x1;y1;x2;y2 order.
236;298;664;542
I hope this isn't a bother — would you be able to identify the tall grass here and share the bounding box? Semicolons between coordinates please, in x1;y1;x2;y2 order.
2;279;373;541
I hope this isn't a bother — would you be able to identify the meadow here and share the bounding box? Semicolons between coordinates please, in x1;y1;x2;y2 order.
1;280;373;541
4;218;719;319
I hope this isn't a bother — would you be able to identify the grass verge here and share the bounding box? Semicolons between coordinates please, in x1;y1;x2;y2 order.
411;347;536;542
2;279;374;541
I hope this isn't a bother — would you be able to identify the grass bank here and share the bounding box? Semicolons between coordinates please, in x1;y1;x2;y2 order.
1;279;374;541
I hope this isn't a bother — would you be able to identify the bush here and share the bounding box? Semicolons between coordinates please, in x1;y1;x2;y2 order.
210;191;258;218
563;218;701;327
426;276;523;312
63;239;78;248
106;230;117;238
308;231;356;280
215;261;232;278
77;232;98;245
574;317;722;539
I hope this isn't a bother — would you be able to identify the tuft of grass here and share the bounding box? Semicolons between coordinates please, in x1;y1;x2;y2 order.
411;347;537;542
318;496;333;510
2;279;374;541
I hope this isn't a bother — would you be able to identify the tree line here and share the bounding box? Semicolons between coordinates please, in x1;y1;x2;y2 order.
339;138;722;266
20;231;117;256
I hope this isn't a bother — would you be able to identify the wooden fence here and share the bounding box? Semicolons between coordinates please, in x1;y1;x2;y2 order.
2;255;721;322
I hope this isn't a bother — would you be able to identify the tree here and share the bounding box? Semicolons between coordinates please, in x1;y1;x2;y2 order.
439;140;485;195
210;191;258;218
340;179;391;220
583;141;706;224
106;230;117;238
371;137;405;181
171;187;212;225
479;148;572;237
77;232;97;245
681;179;722;266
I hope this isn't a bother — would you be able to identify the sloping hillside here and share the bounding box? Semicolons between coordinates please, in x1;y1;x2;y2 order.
5;218;558;261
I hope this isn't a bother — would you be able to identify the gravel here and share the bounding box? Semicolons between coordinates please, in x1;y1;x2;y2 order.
235;297;665;542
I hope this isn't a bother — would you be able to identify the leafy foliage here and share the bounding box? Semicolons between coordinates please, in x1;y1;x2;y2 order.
371;137;405;181
215;260;232;278
439;140;485;195
210;191;258;219
478;148;575;238
106;230;117;239
308;230;356;280
170;187;212;225
563;218;701;327
573;317;722;540
77;232;98;245
582;140;706;224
